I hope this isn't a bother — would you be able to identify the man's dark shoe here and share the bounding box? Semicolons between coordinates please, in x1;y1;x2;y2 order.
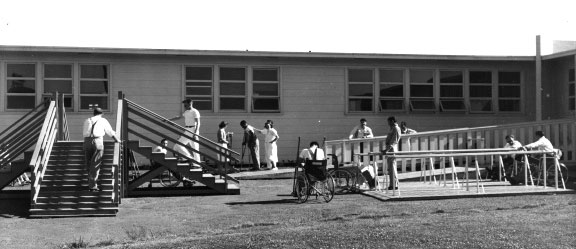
387;186;398;190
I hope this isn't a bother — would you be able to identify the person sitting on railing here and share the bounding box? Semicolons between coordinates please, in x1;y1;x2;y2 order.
83;107;121;192
349;118;374;163
399;121;417;151
488;135;522;182
384;116;401;190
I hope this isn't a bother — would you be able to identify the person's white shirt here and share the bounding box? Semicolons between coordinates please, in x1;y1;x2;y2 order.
504;140;522;149
82;115;116;138
524;136;554;152
299;147;325;161
154;146;167;154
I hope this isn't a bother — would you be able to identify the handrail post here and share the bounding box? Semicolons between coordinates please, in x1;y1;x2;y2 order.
57;92;65;141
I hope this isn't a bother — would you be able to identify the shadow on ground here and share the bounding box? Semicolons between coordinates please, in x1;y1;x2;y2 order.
0;198;30;218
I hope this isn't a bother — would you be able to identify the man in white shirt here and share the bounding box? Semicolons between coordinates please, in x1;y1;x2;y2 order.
83;107;120;192
384;116;401;190
170;99;201;166
521;131;554;153
348;118;374;139
299;141;325;164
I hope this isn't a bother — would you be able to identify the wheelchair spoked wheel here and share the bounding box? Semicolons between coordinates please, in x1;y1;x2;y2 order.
295;173;309;203
159;170;181;187
319;175;335;203
330;169;355;194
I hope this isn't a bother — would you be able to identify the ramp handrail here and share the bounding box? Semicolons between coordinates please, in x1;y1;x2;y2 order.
30;101;59;203
112;97;124;203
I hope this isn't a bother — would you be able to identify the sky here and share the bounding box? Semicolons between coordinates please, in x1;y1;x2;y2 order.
0;0;575;56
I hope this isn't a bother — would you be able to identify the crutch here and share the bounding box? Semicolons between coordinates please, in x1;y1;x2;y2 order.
240;144;246;171
291;137;301;196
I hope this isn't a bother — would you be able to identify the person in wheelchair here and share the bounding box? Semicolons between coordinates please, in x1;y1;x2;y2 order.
518;131;557;162
299;141;326;182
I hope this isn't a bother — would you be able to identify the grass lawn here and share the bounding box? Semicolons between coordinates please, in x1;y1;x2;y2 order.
1;179;575;249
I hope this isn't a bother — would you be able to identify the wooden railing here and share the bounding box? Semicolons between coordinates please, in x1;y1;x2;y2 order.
325;118;576;174
120;94;241;186
375;149;566;196
112;97;124;203
30;101;59;203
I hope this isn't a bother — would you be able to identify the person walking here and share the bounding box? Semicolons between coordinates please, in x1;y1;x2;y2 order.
170;99;201;167
217;121;230;163
240;120;261;171
257;120;279;170
384;116;401;190
83;107;120;192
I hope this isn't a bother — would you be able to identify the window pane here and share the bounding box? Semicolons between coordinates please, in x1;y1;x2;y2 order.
569;84;574;97
253;98;279;111
470;71;492;84
81;96;108;110
410;99;435;110
410;85;433;97
499;86;520;98
7;96;35;109
7;64;35;78
44;80;72;93
499;100;520;112
499;71;520;84
253;69;278;81
81;80;109;94
220;67;245;81
440;100;465;110
186;82;212;87
440;71;463;83
81;65;108;79
186;67;212;80
220;97;245;110
348;99;372;112
380;84;403;97
349;84;373;97
470;86;492;97
8;80;35;93
186;87;212;96
253;83;278;96
470;99;492;112
379;69;403;82
189;97;212;111
220;82;245;95
440;85;463;97
570;68;575;82
410;70;434;83
380;99;404;110
570;98;575;111
348;69;373;82
45;64;72;78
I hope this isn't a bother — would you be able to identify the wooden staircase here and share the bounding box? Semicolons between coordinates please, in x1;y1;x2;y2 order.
127;140;240;195
29;141;118;218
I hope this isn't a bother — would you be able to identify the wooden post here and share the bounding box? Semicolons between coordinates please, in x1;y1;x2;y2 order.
535;35;542;121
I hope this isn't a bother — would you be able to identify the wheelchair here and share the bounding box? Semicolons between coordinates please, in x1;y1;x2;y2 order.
294;159;335;203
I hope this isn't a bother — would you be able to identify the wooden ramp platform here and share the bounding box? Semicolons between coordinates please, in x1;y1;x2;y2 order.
363;180;575;201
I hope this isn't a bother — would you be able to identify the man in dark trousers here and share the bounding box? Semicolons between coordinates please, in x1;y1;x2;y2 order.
82;107;120;192
240;120;261;170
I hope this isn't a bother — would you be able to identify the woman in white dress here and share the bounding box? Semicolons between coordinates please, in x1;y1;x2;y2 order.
258;120;279;170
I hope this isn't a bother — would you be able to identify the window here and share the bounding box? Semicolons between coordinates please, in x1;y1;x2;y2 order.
185;66;213;111
6;63;36;109
409;69;435;111
569;68;575;111
469;70;493;113
219;67;246;111
498;71;521;112
439;70;465;111
44;64;73;109
348;69;374;112
80;64;109;110
252;68;279;112
379;69;404;111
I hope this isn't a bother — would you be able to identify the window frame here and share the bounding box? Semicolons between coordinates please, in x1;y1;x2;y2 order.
218;66;247;112
409;69;436;112
347;68;375;113
79;64;110;111
43;63;74;110
378;68;405;112
5;62;37;110
468;70;494;113
251;67;280;113
569;68;575;111
438;70;465;112
497;70;522;113
184;65;214;112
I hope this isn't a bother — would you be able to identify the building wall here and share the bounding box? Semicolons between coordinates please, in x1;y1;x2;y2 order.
2;49;567;165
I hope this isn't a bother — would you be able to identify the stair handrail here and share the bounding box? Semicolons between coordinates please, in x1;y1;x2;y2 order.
112;97;124;203
0;101;48;173
30;101;59;203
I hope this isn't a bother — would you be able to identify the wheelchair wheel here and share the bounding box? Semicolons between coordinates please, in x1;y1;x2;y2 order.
295;173;309;203
330;169;355;194
545;163;569;186
159;170;181;187
320;175;335;203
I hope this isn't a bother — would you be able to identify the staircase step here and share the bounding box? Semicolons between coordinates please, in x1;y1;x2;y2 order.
29;208;118;218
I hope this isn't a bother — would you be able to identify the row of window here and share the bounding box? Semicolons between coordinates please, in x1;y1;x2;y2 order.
348;68;522;113
570;68;575;111
5;63;109;110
